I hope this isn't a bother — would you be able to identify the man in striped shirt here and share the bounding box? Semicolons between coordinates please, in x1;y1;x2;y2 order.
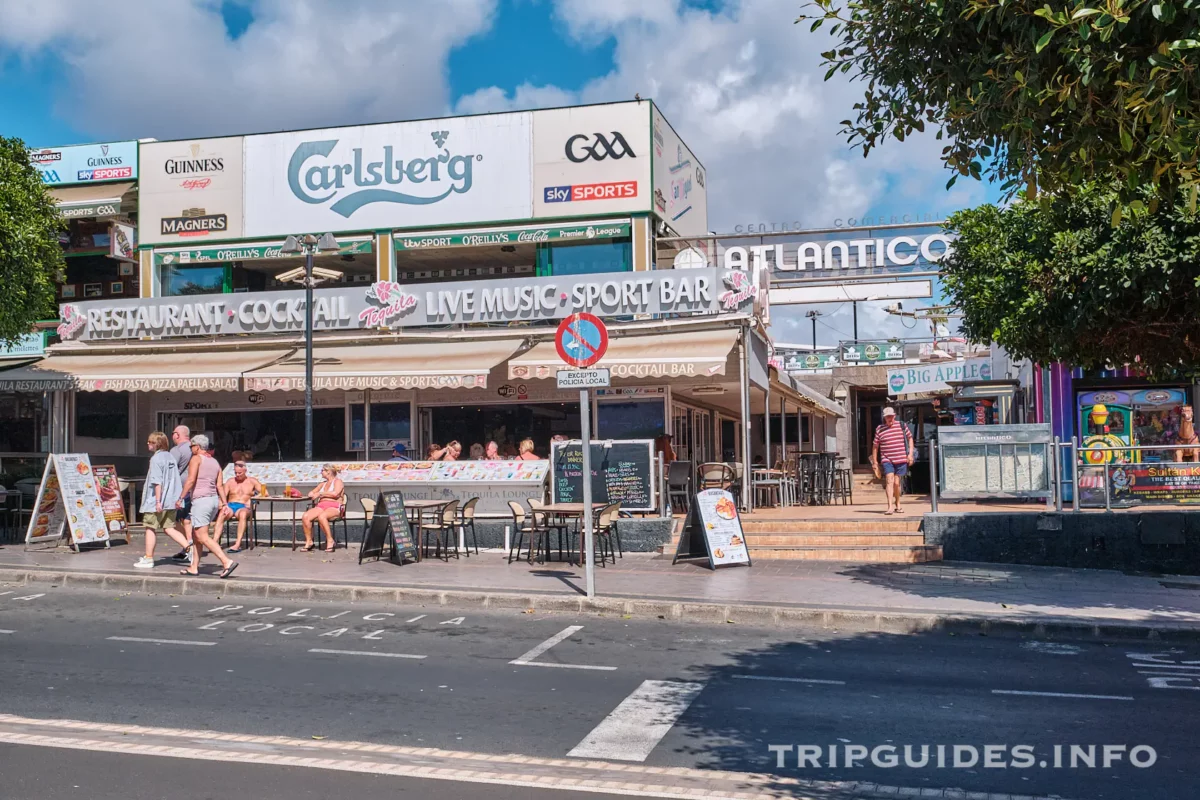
870;406;914;515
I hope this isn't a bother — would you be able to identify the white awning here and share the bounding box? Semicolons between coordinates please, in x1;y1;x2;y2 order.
508;329;739;380
49;183;134;217
243;339;523;391
0;349;291;392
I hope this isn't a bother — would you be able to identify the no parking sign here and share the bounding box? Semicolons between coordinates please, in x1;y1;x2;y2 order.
555;313;608;368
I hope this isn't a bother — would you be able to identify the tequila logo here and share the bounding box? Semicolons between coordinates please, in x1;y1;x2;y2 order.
288;130;477;218
360;281;418;327
57;305;85;339
718;271;754;310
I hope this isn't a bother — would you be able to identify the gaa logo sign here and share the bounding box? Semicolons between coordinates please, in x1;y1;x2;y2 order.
565;132;636;163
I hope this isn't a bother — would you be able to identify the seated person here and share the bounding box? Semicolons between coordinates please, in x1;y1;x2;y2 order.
216;461;262;553
517;438;540;461
390;443;409;462
302;464;345;553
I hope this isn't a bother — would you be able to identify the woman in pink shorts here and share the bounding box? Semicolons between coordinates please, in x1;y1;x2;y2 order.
302;464;345;552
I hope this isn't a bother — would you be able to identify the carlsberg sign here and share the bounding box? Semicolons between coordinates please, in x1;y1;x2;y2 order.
244;112;534;237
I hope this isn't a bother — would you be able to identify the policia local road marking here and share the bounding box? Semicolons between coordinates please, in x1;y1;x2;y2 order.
198;605;466;643
0;713;1086;800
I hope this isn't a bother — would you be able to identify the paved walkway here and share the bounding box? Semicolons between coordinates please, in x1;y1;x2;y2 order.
4;539;1200;627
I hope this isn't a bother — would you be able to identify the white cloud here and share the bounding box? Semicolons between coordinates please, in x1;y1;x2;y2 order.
0;0;498;140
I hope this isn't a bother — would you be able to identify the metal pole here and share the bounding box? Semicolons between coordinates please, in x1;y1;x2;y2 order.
1052;438;1062;511
1103;461;1112;512
739;331;753;511
658;453;668;518
303;248;314;462
852;301;858;342
764;382;772;470
363;388;372;462
580;389;595;598
1071;436;1080;512
810;317;817;350
928;440;938;513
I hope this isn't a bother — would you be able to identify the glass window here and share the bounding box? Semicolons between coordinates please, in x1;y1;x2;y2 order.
75;392;130;439
160;263;230;297
536;238;632;277
596;400;664;439
349;402;412;450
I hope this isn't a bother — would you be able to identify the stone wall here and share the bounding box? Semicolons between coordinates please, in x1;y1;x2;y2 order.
923;511;1200;575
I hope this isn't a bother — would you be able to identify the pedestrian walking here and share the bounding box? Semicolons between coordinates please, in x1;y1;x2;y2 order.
133;431;191;569
169;425;196;560
870;406;914;515
178;434;238;579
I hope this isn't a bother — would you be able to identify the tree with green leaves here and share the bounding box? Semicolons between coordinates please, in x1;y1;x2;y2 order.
800;0;1200;205
940;183;1200;375
0;136;63;345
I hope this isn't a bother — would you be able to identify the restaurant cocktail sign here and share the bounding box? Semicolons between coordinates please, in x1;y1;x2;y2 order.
57;268;749;342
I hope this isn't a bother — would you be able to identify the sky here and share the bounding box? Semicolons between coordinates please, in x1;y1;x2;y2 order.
0;0;1001;346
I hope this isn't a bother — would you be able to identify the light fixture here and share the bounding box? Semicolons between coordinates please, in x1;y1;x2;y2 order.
281;235;301;254
317;232;340;251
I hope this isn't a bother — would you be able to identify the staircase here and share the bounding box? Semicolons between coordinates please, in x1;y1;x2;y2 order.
661;514;942;563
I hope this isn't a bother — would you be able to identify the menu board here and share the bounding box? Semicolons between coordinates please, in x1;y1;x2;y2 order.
25;462;67;545
359;491;417;565
26;454;109;547
550;440;655;511
93;465;129;536
226;460;549;485
672;489;751;569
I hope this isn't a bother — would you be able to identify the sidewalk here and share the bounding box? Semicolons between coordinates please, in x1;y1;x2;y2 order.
4;539;1200;636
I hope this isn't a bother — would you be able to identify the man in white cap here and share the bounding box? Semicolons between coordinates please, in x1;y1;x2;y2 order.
870;406;914;515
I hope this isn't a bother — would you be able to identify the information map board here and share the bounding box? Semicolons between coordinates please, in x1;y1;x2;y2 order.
550;439;655;512
672;489;751;570
359;491;418;565
26;454;110;548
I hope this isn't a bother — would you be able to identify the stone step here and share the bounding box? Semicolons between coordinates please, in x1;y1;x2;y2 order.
741;518;922;533
748;545;943;562
743;533;926;547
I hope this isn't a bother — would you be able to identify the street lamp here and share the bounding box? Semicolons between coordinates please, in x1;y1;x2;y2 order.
279;232;342;461
805;309;823;351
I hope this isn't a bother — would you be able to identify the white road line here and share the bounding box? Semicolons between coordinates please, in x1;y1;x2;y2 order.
732;674;846;686
510;625;583;664
1133;663;1200;670
0;630;14;635
106;636;216;646
308;648;426;659
569;680;705;762
510;661;617;671
992;689;1133;701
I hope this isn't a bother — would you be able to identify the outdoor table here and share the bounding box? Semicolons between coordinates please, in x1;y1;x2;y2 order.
404;499;455;561
539;502;604;566
254;496;308;550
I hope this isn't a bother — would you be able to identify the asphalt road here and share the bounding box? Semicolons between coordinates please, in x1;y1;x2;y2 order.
1;581;1197;799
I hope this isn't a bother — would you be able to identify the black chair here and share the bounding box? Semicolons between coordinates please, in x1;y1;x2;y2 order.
455;497;480;556
507;501;548;564
420;500;459;561
667;461;693;513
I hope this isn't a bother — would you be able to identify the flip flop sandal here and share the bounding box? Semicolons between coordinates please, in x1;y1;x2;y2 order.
179;569;200;576
219;562;239;579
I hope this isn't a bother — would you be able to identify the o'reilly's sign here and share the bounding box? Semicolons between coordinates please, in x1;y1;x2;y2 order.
395;222;630;250
57;268;748;342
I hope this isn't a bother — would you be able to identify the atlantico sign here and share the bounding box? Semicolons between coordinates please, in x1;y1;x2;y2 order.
56;269;749;342
722;233;954;273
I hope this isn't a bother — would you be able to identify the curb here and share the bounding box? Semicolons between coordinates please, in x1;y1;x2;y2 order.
2;566;1197;641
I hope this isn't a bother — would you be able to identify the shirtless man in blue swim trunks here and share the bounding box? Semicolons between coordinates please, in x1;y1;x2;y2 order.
217;461;262;553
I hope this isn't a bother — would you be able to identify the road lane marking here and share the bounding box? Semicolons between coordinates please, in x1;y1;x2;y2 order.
0;630;14;635
106;636;216;646
406;615;426;623
0;713;1080;800
733;674;846;686
307;648;425;659
568;680;705;762
511;661;617;671
511;625;582;663
992;689;1132;701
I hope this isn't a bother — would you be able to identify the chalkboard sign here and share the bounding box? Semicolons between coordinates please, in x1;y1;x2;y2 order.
359;491;417;565
672;489;751;570
551;439;655;511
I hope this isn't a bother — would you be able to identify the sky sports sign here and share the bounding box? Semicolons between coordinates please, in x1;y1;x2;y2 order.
30;141;138;185
543;181;638;204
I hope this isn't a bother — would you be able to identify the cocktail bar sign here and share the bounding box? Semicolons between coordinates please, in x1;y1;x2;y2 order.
57;268;748;342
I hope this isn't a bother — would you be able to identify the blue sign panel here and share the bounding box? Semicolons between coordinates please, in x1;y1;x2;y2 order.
30;141;138;185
